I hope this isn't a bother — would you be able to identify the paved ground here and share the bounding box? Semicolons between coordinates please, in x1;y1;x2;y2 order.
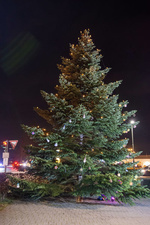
0;198;150;225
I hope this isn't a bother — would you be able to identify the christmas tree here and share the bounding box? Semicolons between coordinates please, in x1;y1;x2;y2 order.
19;30;149;203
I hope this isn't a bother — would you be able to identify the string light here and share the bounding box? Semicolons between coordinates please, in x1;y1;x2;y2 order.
83;156;86;163
134;175;138;180
56;157;61;163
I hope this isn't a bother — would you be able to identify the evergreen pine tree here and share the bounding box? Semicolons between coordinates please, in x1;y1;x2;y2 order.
21;30;149;203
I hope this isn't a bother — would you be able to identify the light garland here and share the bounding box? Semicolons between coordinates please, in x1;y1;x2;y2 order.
56;157;61;163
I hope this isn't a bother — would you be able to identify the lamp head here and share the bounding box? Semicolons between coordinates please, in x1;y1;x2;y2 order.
130;120;135;124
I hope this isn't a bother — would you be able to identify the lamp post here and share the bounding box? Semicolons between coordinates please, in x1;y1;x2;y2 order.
2;140;9;173
130;120;135;165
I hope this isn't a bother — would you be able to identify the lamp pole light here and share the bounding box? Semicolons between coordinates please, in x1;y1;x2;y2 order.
130;120;135;165
2;140;9;173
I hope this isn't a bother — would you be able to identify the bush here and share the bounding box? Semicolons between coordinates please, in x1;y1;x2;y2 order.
0;173;9;200
7;173;64;200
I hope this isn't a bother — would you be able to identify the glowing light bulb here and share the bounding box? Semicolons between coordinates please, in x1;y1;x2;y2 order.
83;156;86;163
130;120;135;124
56;157;60;163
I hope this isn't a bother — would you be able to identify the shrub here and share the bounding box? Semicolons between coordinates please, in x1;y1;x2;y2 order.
0;173;9;200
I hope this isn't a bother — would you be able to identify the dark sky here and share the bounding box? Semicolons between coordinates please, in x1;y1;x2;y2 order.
0;0;150;161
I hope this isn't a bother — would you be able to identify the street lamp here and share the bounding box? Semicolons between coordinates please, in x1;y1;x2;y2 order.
130;120;135;166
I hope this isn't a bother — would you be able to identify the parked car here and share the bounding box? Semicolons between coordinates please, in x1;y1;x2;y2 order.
12;161;30;171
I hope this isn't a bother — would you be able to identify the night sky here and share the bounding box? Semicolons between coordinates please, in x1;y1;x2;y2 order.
0;1;150;161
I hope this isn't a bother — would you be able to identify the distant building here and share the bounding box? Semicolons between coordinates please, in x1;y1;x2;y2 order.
123;155;150;168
